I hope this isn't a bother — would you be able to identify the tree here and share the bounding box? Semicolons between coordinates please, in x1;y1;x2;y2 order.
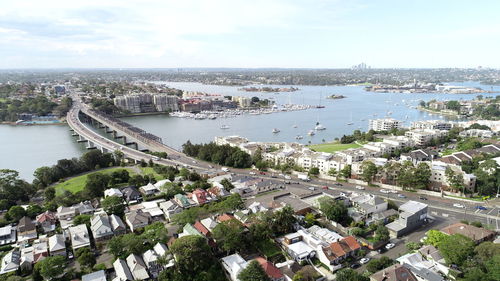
237;260;270;281
7;205;26;221
170;235;213;278
374;225;390;243
26;204;44;218
438;234;474;266
142;222;169;244
270;205;297;235
304;213;317;227
308;167;320;176
445;167;465;193
474;160;499;196
0;169;34;203
339;165;352;179
212;219;247;253
76;247;96;269
318;197;349;225
73;214;92;226
366;256;394;273
328;168;338;177
424;230;448;247
336;268;369;281
292;265;319;281
101;196;125;216
474;242;500;262
446;100;461;112
361;161;378;184
414;162;431;189
85;172;111;198
34;255;66;280
220;178;235;191
44;187;56;201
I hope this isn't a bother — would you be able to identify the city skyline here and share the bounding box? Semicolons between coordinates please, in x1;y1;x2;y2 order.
1;0;500;69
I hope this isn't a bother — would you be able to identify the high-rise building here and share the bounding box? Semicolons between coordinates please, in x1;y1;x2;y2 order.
368;118;402;131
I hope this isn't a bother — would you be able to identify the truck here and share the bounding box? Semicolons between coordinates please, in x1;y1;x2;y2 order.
298;174;311;182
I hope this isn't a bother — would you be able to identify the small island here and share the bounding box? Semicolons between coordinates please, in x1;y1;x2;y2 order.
326;94;346;99
239;86;299;92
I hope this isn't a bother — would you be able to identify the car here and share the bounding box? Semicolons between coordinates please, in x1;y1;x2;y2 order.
249;172;256;175
356;186;365;190
308;187;315;191
322;186;329;190
380;189;390;194
284;181;291;184
333;183;343;186
390;190;398;194
453;203;465;209
360;258;370;264
475;205;487;211
259;171;266;175
398;194;406;198
385;243;395;249
340;192;347;197
350;263;361;269
377;248;387;254
419;196;428;200
284;175;292;180
208;165;213;169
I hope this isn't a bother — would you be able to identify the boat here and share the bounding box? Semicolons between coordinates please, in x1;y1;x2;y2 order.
293;124;298;128
347;112;354;125
272;128;280;134
315;122;326;130
308;130;315;136
295;135;303;140
220;125;230;129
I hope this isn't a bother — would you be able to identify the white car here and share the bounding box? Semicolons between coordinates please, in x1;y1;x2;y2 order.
249;172;256;175
356;186;365;190
398;194;406;198
380;189;390;194
385;243;395;249
360;258;370;264
390;190;398;194
453;203;465;208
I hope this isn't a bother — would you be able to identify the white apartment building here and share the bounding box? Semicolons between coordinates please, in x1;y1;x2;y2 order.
410;120;452;131
405;129;448;146
427;162;476;192
368;118;402;131
153;94;179;112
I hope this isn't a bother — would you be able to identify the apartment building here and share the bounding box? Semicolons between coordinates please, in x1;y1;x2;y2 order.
410;120;452;131
405;129;448;146
368;118;402;131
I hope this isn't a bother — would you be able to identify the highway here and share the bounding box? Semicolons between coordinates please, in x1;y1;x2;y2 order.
67;96;499;230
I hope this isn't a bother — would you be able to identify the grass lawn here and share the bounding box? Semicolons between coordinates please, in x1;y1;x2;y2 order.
54;167;136;195
256;239;282;258
138;166;163;181
308;142;361;153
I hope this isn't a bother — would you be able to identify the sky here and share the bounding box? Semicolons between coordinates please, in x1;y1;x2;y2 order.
0;0;499;69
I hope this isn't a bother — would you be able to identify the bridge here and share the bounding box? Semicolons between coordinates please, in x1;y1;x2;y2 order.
66;96;196;167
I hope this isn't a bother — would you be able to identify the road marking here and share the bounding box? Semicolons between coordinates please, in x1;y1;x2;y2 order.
442;213;449;217
487;208;496;215
431;211;438;216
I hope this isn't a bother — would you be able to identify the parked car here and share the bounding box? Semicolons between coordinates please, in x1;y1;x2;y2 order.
333;183;343;186
390;190;398;194
398;194;406;198
419;196;428;200
453;203;465;209
356;186;365;190
360;258;370;264
308;187;315;191
380;189;390;194
377;248;387;254
322;186;329;190
350;263;361;269
475;205;487;211
249;171;256;175
385;243;395;250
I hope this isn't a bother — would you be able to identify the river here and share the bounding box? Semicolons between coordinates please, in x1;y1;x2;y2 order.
1;81;498;181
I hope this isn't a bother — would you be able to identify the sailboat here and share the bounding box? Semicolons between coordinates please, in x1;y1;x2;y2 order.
272;128;280;134
308;130;315;136
220;124;230;129
315;121;326;130
347;112;354;125
316;93;325;108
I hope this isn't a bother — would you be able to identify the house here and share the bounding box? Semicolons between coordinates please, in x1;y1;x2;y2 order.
387;201;428;238
207;185;230;198
48;234;66;256
82;270;107;281
419;245;450;276
36;211;57;233
104;188;123;198
20;246;34;271
0;225;17;245
74;201;95;215
349;193;387;219
221;253;248;281
193;221;211;237
17;216;38;242
200;217;219;232
370;264;418;281
122;186;142;203
56;206;76;221
159;200;183;222
319;236;361;271
109;214;126;235
396;252;445;281
217;213;236;223
248;201;268;213
282;233;316;262
33;238;49;263
153;242;174;268
174;193;194;208
234;211;250;224
142;248;162;278
191;188;210;205
255;257;285;281
125;210;151;232
68;224;91;251
113;258;134;281
139;182;160;196
0;250;20;275
440;223;495;244
400;149;438;165
179;223;203;237
141;201;165;221
126;254;150;280
90;214;114;241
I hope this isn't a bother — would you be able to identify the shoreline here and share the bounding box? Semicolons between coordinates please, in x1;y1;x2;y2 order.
1;120;65;126
113;112;170;118
417;106;463;118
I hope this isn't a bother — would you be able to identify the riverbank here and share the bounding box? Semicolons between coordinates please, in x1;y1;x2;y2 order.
417;106;463;118
113;112;170;118
1;120;64;126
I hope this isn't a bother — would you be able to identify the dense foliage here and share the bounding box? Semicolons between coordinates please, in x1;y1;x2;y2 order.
0;95;57;121
182;141;252;168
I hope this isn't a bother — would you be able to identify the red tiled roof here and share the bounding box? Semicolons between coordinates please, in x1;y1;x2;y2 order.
255;257;284;280
217;213;235;223
194;221;210;236
329;241;346;257
36;211;56;223
343;236;361;251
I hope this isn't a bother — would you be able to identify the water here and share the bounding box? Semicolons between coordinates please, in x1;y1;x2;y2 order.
0;124;86;181
1;81;498;181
